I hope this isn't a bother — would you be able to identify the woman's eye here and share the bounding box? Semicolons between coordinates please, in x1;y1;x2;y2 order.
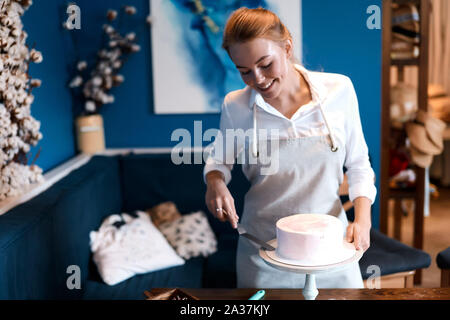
240;70;251;75
262;62;272;69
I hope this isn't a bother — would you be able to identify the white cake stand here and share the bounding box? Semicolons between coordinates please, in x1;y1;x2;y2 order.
259;239;363;300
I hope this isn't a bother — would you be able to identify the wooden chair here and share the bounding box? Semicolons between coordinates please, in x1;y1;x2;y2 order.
437;247;450;288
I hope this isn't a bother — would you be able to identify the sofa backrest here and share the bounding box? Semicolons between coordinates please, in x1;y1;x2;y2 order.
119;152;251;236
0;152;251;299
0;156;122;299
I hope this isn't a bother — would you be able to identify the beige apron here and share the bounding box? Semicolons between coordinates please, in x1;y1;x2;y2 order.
236;92;364;289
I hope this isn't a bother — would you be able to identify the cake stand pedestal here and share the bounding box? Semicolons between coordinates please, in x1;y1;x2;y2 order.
259;239;363;300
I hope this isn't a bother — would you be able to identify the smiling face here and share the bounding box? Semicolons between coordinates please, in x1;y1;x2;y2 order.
228;38;292;100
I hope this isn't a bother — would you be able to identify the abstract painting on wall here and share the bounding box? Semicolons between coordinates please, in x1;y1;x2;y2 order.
150;0;302;114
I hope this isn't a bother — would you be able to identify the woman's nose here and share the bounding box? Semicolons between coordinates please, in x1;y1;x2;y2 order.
253;70;265;85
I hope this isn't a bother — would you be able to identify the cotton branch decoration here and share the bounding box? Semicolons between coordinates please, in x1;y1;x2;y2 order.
0;0;44;201
69;6;141;115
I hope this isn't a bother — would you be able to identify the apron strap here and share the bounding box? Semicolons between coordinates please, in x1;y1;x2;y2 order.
252;102;259;158
251;71;339;155
308;80;339;152
317;103;339;152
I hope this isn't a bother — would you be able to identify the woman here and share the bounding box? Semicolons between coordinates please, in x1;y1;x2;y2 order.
203;7;376;288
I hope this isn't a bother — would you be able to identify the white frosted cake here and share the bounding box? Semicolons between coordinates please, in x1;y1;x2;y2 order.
274;213;353;266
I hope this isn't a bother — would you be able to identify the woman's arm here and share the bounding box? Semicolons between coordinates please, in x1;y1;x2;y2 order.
343;77;376;252
204;97;241;228
346;196;372;251
343;77;377;205
203;97;238;185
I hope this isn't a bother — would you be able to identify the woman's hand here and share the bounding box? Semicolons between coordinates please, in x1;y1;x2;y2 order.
205;171;239;229
346;220;371;252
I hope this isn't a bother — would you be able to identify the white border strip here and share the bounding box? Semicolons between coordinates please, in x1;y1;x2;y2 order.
0;147;207;216
97;147;205;155
0;153;93;216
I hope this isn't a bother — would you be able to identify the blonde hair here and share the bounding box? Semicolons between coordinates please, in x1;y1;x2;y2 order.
222;7;294;59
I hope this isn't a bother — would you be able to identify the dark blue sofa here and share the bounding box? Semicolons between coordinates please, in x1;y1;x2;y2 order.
0;153;431;299
0;153;250;299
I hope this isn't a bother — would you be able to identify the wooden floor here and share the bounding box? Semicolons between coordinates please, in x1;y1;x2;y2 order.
386;186;450;288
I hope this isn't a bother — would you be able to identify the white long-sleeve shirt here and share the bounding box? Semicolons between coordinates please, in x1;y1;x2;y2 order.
203;64;377;204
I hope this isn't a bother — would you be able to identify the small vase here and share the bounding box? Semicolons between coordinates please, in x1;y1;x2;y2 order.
75;114;105;154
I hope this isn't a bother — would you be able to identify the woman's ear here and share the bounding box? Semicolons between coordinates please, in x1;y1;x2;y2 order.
284;39;293;59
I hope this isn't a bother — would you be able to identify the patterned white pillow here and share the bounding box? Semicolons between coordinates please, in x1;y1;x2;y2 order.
90;210;185;286
159;211;217;260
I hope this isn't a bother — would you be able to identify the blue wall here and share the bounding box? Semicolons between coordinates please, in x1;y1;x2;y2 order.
22;0;381;228
22;2;77;172
68;0;221;149
302;0;382;229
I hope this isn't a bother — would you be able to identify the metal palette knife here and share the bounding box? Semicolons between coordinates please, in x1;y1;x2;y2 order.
237;223;275;251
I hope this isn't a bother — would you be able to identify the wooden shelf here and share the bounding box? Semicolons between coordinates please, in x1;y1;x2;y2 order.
393;0;420;4
389;187;417;199
381;0;430;285
391;58;420;66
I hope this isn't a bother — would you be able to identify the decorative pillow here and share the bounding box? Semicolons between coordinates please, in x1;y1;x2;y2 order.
159;211;217;260
90;210;185;286
146;201;182;227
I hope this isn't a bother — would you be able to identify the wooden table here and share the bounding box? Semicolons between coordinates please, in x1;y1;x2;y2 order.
176;288;450;300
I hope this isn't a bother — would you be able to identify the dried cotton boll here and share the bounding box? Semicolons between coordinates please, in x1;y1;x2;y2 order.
109;50;121;61
16;92;25;104
7;136;19;149
69;76;83;88
24;94;34;106
126;32;136;41
109;40;117;48
30;49;43;63
15;76;25;88
85;100;96;112
4;89;14;101
131;44;141;52
11;28;20;38
107;9;117;21
8;44;19;55
10;122;18;135
124;6;137;15
30;79;41;88
104;76;112;89
112;60;121;69
92;76;102;87
10;2;25;16
113;74;124;84
103;67;112;75
103;24;114;35
98;49;108;58
97;61;108;71
1;17;13;27
82;85;91;98
22;143;30;153
20;0;33;9
77;61;87;71
13;107;26;119
105;94;114;104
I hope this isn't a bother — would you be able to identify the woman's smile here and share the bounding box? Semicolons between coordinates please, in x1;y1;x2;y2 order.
257;79;276;91
229;38;290;100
